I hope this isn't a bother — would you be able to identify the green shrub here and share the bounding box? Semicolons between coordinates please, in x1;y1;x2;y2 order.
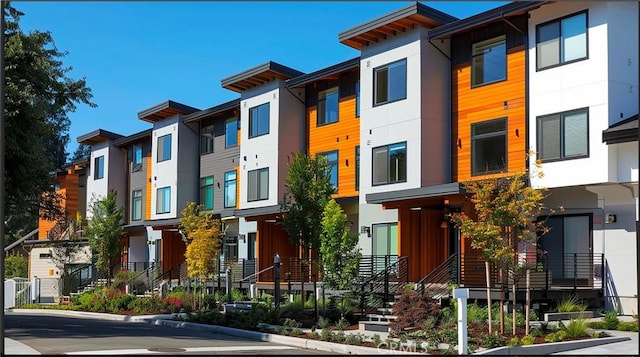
467;303;488;325
507;337;520;347
564;318;588;338
129;295;164;315
372;333;382;347
530;327;543;337
481;332;506;348
521;335;535;345
556;294;587;312
617;321;639;332
603;310;620;330
544;332;559;343
556;329;567;341
109;293;136;313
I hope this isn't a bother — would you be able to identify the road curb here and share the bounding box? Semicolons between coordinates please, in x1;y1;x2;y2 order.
476;336;631;355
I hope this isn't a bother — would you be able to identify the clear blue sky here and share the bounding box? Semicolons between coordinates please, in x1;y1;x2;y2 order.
14;1;507;158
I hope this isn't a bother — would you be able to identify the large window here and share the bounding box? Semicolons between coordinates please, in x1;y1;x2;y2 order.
224;170;237;208
156;186;171;214
355;80;360;118
374;59;407;106
222;236;238;262
372;142;407;185
317;87;339;126
536;11;587;70
201;125;214;154
157;134;172;162
249;103;270;138
539;214;591;281
200;176;214;210
318;150;338;188
131;190;142;221
132;144;143;172
225;118;239;147
247;168;268;202
471;118;507;175
94;156;104;180
537;108;588;162
471;35;506;87
355;146;360;190
372;223;398;273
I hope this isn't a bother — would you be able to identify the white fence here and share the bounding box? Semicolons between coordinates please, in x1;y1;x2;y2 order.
4;277;35;309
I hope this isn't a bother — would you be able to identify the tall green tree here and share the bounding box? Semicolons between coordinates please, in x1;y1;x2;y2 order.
3;2;96;243
320;199;361;290
280;152;335;261
70;143;91;162
85;191;124;279
451;167;548;334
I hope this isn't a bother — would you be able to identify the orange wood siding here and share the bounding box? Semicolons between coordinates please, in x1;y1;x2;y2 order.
162;231;186;273
307;96;360;198
452;48;526;182
256;221;298;278
398;208;448;282
145;156;152;220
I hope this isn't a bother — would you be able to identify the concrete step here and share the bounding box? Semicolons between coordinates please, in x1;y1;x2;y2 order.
366;313;397;321
359;321;390;333
377;307;394;314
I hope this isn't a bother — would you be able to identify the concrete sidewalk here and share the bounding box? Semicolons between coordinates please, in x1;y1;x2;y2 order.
5;337;42;355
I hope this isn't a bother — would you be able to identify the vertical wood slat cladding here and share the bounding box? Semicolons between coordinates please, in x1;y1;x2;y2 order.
399;208;448;281
256;221;298;280
162;231;186;274
145;155;152;220
452;48;526;182
307;96;360;198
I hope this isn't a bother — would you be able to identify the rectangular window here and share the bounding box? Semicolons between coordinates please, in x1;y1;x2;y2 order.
471;35;506;87
372;222;399;273
94;156;104;180
132;144;143;172
200;176;214;210
537;108;588;162
157;134;172;162
224;170;237;208
355;80;360;118
156;186;171;214
131;190;142;221
247;168;268;202
374;59;407;106
225;118;239;147
317;87;339;126
249;103;270;138
200;124;214;154
318;150;338;188
222;236;238;262
471;118;507;175
372;142;407;185
355;146;360;191
536;11;587;70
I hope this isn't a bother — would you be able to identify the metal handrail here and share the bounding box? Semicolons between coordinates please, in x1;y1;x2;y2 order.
238;265;274;283
416;253;457;297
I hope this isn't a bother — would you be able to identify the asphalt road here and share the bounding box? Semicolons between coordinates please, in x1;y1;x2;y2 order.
4;312;332;355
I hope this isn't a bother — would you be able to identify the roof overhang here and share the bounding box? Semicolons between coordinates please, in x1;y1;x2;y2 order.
286;57;360;88
366;182;462;206
137;100;200;123
221;62;304;93
183;98;241;124
339;2;458;50
429;1;547;39
603;114;638;145
77;129;124;145
113;129;152;147
234;205;283;221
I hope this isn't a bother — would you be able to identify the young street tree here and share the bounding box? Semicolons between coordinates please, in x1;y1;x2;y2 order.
280;152;335;262
320;199;361;291
451;167;548;334
180;202;223;281
85;191;124;280
3;3;96;244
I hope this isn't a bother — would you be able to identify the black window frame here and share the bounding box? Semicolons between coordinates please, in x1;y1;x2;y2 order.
200;176;214;211
317;150;339;189
471;117;507;176
317;86;339;126
536;107;589;163
373;58;407;107
156;186;171;214
225;118;239;148
355;80;360;118
200;124;214;155
249;103;270;138
94;155;104;180
224;170;237;208
157;134;172;162
247;167;269;202
131;190;142;221
536;10;589;71
132;144;143;172
471;34;507;88
371;141;407;186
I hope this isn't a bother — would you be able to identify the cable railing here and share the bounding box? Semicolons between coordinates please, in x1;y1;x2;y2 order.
416;254;458;299
357;255;409;318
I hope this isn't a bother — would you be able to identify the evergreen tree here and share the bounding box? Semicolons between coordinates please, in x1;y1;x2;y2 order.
320;199;361;290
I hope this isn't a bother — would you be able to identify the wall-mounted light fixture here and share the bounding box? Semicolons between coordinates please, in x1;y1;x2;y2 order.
360;226;371;237
606;214;617;224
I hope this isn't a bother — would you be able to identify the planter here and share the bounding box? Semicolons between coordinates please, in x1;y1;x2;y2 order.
544;310;594;321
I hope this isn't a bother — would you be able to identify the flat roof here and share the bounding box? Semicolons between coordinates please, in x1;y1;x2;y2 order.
77;129;124;145
603;114;638;144
429;1;546;39
366;182;462;204
221;61;304;93
183;98;240;123
339;2;458;50
286;57;360;88
234;204;283;218
137;100;200;123
113;129;152;147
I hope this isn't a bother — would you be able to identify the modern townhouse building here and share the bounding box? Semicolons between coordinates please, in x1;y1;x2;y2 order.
527;1;638;314
220;62;306;279
31;0;636;313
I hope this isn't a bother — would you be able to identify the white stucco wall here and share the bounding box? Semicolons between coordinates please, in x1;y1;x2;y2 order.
151;118;179;220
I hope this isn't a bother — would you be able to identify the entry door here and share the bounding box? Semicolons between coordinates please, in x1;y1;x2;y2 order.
372;223;398;273
539;215;591;282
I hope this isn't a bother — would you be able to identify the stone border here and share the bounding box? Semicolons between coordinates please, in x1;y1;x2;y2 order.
476;336;631;355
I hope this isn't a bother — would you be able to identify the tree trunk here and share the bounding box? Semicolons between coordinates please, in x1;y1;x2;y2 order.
499;268;505;334
525;269;531;335
485;261;493;334
512;277;516;336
